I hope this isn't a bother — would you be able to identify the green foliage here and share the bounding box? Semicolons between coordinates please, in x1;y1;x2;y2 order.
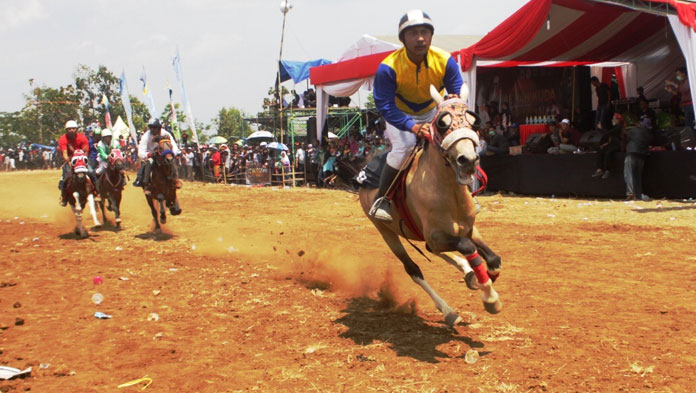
0;64;212;146
214;107;249;139
160;102;187;132
365;92;376;109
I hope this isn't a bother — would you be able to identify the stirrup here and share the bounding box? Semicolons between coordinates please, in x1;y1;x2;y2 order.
369;197;393;223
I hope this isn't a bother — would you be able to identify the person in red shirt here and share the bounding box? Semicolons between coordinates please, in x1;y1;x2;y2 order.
58;120;97;205
211;146;222;181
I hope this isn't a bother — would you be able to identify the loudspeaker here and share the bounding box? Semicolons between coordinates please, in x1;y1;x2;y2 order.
579;130;603;151
523;133;552;153
306;116;317;143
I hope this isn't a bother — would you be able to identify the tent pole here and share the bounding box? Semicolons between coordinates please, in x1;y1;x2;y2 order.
571;66;576;124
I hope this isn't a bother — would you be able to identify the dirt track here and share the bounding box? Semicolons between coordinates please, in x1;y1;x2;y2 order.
1;170;695;393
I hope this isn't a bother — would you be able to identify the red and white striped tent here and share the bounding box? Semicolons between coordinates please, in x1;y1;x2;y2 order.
310;0;696;140
458;0;696;111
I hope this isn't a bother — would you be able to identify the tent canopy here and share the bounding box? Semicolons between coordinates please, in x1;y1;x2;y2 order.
309;1;696;139
279;59;332;84
459;0;696;68
457;0;696;109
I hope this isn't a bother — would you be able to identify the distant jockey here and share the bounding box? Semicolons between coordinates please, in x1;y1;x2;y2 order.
132;118;181;195
96;128;126;189
58;120;99;205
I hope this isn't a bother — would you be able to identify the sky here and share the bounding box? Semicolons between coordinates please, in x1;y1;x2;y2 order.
0;0;528;126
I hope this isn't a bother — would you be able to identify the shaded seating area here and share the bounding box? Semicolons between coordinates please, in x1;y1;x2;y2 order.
480;151;696;199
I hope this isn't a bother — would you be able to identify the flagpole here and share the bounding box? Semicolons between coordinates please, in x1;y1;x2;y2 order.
278;1;293;188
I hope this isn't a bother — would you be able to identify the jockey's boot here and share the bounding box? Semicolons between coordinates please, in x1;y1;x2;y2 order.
369;164;400;223
133;165;145;187
141;161;152;195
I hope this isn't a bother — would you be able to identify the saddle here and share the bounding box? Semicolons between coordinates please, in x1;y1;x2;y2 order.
355;147;425;241
356;144;489;242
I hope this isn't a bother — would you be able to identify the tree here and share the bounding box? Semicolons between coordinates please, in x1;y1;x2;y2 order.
366;92;376;109
23;85;81;143
214;107;249;139
160;103;187;134
73;65;121;126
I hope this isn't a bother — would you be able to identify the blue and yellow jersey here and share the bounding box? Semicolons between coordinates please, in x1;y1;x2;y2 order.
374;46;462;131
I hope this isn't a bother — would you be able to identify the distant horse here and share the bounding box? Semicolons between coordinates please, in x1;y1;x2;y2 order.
145;137;182;232
64;170;101;238
359;84;502;326
97;150;126;228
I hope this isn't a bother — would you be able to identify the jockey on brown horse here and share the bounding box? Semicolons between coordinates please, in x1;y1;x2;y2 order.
58;120;99;206
96;129;127;228
132;118;182;194
360;10;502;325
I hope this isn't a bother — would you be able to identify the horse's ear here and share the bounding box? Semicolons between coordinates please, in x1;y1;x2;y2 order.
430;85;444;105
460;83;470;102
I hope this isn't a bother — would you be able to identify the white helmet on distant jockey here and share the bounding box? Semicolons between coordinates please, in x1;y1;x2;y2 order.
101;128;112;137
148;118;162;128
398;10;434;42
65;120;78;129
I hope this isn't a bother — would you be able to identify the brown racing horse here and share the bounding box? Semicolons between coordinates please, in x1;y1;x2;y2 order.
64;170;100;238
97;149;126;228
145;137;182;232
359;84;502;326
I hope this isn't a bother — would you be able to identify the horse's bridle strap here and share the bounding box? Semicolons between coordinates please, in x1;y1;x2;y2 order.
440;128;480;151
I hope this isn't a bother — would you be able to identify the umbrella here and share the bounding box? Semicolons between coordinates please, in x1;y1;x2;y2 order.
267;142;289;151
208;136;227;144
247;130;274;140
327;132;338;139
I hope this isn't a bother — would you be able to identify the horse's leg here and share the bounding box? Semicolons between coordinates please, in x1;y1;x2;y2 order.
98;189;107;226
111;192;121;228
470;226;502;282
158;196;167;224
430;232;502;314
435;251;479;291
146;196;160;232
377;226;462;326
71;193;88;238
87;194;101;227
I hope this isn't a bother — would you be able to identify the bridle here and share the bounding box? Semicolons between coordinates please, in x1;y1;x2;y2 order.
429;95;481;167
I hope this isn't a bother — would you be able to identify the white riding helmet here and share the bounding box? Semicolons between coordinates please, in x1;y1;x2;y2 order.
398;10;434;42
65;120;79;129
101;128;112;137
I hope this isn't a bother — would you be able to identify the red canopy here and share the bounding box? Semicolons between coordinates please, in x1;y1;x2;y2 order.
459;0;696;70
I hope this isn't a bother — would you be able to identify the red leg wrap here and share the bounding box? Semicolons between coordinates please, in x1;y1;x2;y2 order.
466;253;490;284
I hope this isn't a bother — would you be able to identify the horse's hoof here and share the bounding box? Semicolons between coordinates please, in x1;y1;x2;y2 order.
483;299;502;314
488;269;500;283
171;208;182;216
74;228;81;236
445;311;462;326
160;217;167;224
464;271;480;290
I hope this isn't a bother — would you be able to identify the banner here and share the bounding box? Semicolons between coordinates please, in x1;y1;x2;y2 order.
100;94;113;129
172;48;199;145
139;67;157;119
245;163;271;185
119;71;139;144
167;82;181;140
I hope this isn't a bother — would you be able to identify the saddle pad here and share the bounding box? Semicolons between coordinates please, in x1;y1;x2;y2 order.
354;151;389;189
